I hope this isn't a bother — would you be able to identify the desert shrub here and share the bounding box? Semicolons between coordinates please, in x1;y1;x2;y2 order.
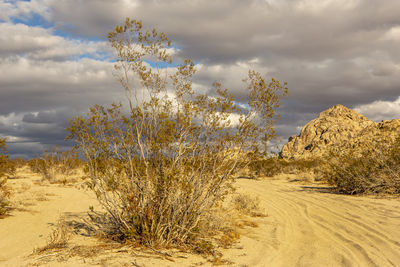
28;147;82;182
11;157;27;168
0;138;14;215
232;194;260;215
319;136;400;194
67;18;288;248
0;177;9;216
249;155;319;177
231;193;267;219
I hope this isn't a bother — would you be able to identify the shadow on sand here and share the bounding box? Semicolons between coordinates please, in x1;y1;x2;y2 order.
298;185;340;194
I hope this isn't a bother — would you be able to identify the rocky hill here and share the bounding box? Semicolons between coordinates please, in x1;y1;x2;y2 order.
280;104;400;159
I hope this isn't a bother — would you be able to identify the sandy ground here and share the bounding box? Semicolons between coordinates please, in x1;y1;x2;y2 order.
1;169;400;266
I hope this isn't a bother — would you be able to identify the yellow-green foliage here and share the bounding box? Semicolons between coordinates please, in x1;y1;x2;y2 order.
67;18;288;248
319;136;400;194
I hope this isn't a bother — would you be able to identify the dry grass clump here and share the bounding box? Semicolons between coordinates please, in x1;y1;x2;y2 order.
28;147;82;184
249;155;319;177
193;207;241;254
231;193;266;217
319;136;400;195
34;217;71;254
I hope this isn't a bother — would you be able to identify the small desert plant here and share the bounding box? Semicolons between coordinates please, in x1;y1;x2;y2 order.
0;138;14;215
67;18;288;248
34;217;71;254
231;193;266;217
319;135;400;194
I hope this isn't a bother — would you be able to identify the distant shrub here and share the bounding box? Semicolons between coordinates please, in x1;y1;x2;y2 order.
0;178;9;216
0;138;14;216
28;147;82;183
10;157;27;168
249;155;319;177
319;136;400;194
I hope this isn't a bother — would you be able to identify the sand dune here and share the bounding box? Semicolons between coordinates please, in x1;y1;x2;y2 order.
1;171;400;266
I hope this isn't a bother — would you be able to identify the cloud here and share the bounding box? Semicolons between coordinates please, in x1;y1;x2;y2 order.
0;57;123;115
354;97;400;122
0;22;111;60
0;1;18;21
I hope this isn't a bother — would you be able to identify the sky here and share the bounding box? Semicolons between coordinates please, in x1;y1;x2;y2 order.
0;0;399;158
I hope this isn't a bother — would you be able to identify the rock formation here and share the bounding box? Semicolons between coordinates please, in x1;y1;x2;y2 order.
280;104;400;159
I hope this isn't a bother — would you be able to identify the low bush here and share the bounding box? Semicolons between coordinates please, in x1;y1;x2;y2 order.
231;193;263;217
0;138;14;216
249;155;319;177
0;177;9;216
10;157;27;169
28;147;82;183
319;136;400;194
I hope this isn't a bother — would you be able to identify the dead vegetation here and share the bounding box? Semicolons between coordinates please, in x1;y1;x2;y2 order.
34;217;71;254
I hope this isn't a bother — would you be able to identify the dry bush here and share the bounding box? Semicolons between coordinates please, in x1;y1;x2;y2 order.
232;193;267;220
318;136;400;195
0;138;14;216
34;217;71;254
231;193;262;217
0;177;10;216
28;147;82;183
10;157;27;169
249;155;319;177
67;18;288;249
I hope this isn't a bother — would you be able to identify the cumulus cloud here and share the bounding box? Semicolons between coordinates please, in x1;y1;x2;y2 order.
0;23;111;60
0;1;18;21
354;97;400;122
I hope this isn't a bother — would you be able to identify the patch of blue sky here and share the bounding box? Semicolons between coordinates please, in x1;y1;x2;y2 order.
10;11;51;28
9;9;106;43
77;53;112;62
145;60;179;69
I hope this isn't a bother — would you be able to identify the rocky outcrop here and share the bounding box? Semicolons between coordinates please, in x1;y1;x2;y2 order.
280;104;400;159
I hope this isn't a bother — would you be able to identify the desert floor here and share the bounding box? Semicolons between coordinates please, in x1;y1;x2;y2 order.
1;169;400;266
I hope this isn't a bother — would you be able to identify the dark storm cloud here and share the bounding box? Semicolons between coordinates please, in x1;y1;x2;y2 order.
0;57;123;116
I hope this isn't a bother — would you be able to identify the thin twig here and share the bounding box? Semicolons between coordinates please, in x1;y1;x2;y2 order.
36;252;62;260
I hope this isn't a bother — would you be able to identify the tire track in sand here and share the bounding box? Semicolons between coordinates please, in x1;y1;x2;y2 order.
234;178;400;267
